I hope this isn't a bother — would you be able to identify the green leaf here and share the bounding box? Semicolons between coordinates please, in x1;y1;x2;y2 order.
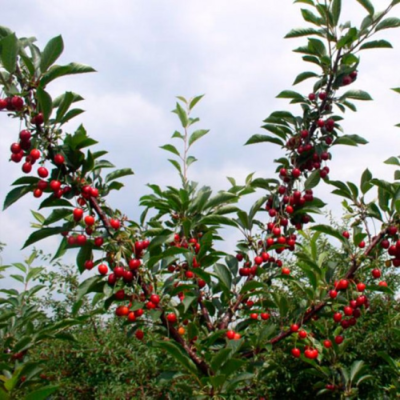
301;9;323;26
198;215;238;228
53;92;83;108
376;17;400;32
188;129;209;147
55;91;74;122
160;144;180;156
31;210;45;224
214;263;232;292
332;0;341;26
182;295;197;313
205;192;238;210
304;169;321;190
25;386;59;400
334;134;368;146
22;227;65;249
360;168;373;194
36;87;53;122
211;348;232;372
76;275;103;302
40;63;96;86
293;71;319;85
3;185;32;210
355;0;374;15
174;102;188;128
340;90;372;101
245;134;283;146
1;33;18;73
105;168;134;183
60;108;84;125
77;242;93;274
189;94;204;110
276;90;304;101
285;28;321;38
156;341;198;376
43;208;71;225
311;224;345;243
360;40;393;50
40;35;64;72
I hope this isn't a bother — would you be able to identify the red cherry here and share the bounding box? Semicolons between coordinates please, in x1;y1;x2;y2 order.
94;237;104;247
290;324;299;333
198;278;206;288
356;283;366;292
272;227;281;236
135;309;144;317
335;335;344;345
0;98;7;109
358;241;366;248
236;253;244;261
109;219;121;230
115;289;125;300
37;167;48;178
298;330;307;339
308;93;316;101
388;226;398;236
11;152;24;163
73;208;84;221
329;290;338;299
333;312;342;323
98;264;108;275
67;236;76;245
254;256;263;265
22;162;32;173
292;168;301;179
378;281;388;287
113;266;125;278
129;259;141;270
29;149;41;160
372;269;381;279
291;348;301;358
84;260;94;270
127;311;136;322
54;154;65;165
233;333;241;340
344;306;353;316
90;187;99;197
49;180;61;192
342;231;350;239
261;312;270;320
318;92;327;100
250;313;258;320
84;215;95;226
76;235;87;246
108;274;116;285
135;329;144;340
281;267;290;275
10;143;22;154
226;330;235;340
33;188;43;198
185;271;194;279
150;294;160;304
167;313;177;323
323;340;332;349
20;130;31;141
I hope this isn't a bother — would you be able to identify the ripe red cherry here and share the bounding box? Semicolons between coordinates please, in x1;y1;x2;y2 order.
319;91;327;100
116;306;129;317
308;93;316;101
250;313;258;320
10;143;22;154
150;294;160;304
129;259;141;270
0;98;7;109
292;168;301;178
261;252;270;262
291;348;301;358
281;267;290;275
358;240;366;248
261;312;270;320
33;188;43;198
115;289;125;300
272;227;281;236
236;253;244;261
146;301;156;310
329;289;338;299
226;330;235;340
37;167;48;178
233;333;241;340
22;162;32;173
73;208;84;221
108;274;116;285
290;324;299;333
372;269;381;279
135;330;144;340
11;96;24;110
356;283;366;292
90;187;99;197
84;215;95;226
167;313;177;323
113;266;124;278
98;264;108;275
110;219;121;230
298;330;307;339
127;312;136;322
254;256;263;265
342;231;350;239
286;205;294;214
388;226;398;236
84;260;94;270
94;237;104;247
30;149;40;160
323;339;332;349
76;235;87;246
135;309;144;317
123;270;133;283
344;306;353;316
333;312;342;323
335;335;344;345
54;154;65;165
67;236;76;245
337;279;349;290
198;278;206;288
185;271;194;279
49;180;61;192
379;281;388;287
20;130;31;141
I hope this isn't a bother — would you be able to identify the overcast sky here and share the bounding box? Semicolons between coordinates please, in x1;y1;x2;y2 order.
1;0;400;279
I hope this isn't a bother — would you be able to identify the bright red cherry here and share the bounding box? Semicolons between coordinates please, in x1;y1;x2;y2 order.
84;215;95;226
115;289;125;300
292;168;301;178
94;237;104;247
167;313;177;323
150;294;160;304
109;218;121;230
281;267;290;275
226;330;235;340
290;324;299;333
329;290;338;299
342;231;350;239
356;283;366;292
250;313;258;320
30;149;40;160
84;260;94;270
127;312;136;322
333;312;342;323
291;348;301;358
335;335;344;345
261;312;270;320
22;162;32;173
298;330;307;339
33;189;43;198
10;143;22;154
254;256;263;265
54;154;65;165
372;269;381;279
323;340;332;349
11;96;24;110
98;264;108;275
73;208;84;221
20;130;31;141
49;180;61;192
76;235;87;246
